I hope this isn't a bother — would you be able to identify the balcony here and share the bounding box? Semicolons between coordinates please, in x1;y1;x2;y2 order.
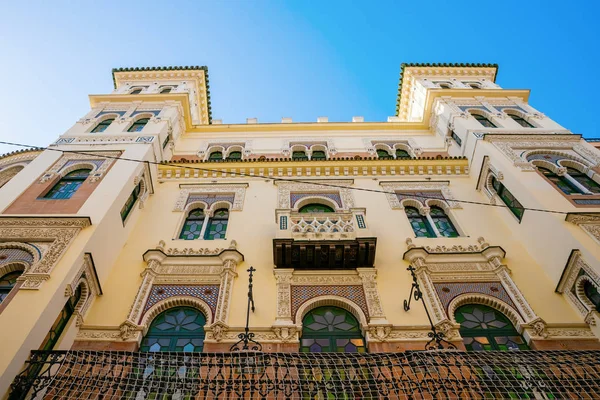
275;209;369;241
9;350;600;399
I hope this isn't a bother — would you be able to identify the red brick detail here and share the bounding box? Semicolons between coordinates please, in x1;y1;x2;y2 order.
529;339;600;350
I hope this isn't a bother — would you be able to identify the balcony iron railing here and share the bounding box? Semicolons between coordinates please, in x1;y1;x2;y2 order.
9;349;600;399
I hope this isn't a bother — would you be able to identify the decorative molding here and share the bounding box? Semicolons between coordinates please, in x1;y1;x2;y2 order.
275;180;355;210
379;181;461;209
173;184;248;211
0;217;91;289
64;253;102;326
362;137;422;156
566;213;600;245
39;151;121;184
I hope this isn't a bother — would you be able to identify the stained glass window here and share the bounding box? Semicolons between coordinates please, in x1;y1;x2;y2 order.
120;182;142;222
473;114;496;128
300;306;366;353
508;113;534;128
312;150;326;160
43;169;91;200
130;88;143;95
584;281;600;311
292;151;308;161
140;307;206;352
208;151;223;161
405;206;435;238
567;167;600;194
299;204;334;213
430;206;458;237
491;177;524;221
539;167;578;195
205;208;229;240
377;149;392;159
455;304;529;351
395;149;411;159
0;270;23;303
128;118;149;132
227;151;242;160
179;209;205;240
39;285;82;351
91;118;115;133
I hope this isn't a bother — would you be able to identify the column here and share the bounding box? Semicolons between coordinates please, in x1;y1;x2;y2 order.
423;209;442;238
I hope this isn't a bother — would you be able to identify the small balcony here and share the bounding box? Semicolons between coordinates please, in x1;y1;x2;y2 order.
9;349;600;399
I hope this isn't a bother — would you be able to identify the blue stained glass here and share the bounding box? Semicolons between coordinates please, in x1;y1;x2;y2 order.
43;169;91;200
204;209;229;240
405;207;435;238
128;118;149;132
430;206;458;237
179;209;205;240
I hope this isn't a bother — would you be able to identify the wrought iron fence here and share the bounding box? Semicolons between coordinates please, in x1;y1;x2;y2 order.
9;349;600;399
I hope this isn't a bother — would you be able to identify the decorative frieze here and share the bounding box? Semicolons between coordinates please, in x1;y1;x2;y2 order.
275;179;355;210
173;183;248;211
379;181;461;209
566;213;600;245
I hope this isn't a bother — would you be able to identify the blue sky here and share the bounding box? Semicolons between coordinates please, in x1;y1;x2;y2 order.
0;0;598;155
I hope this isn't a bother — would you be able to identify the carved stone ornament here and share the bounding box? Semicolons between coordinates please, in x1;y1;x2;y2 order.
39;151;122;184
275;179;355;210
123;241;244;334
556;250;600;324
476;156;504;203
379;181;461;209
566;213;600;245
362;137;422;156
173;183;248;211
0;217;91;290
64;253;102;326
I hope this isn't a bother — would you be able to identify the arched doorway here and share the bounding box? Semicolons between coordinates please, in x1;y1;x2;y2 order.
300;306;366;353
140;307;206;352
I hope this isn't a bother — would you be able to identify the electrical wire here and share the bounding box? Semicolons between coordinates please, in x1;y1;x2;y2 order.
1;140;599;218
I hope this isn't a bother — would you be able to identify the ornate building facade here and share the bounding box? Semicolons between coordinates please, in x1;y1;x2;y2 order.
1;63;600;398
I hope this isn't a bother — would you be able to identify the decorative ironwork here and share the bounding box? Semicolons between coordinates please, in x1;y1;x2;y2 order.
404;265;457;350
10;349;600;399
230;266;262;351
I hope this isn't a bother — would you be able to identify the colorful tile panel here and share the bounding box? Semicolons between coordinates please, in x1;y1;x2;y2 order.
142;284;220;322
433;281;519;316
291;285;369;322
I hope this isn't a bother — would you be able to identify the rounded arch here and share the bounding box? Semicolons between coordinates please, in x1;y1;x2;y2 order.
140;296;213;334
524;149;589;167
393;143;415;158
293;196;340;211
208;200;232;214
0;242;40;269
184;201;209;214
424;198;450;213
224;145;244;159
290;144;309;154
466;108;493;119
575;275;600;312
72;277;91;319
530;159;561;173
448;293;526;332
557;159;590;173
309;144;328;153
131;113;154;122
399;198;426;212
205;145;225;161
96;113;120;123
0;164;25;188
295;295;368;329
57;162;97;178
373;143;393;154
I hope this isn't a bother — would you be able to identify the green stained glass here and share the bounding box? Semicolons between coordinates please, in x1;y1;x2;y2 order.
140;307;206;352
377;149;392;159
128;118;149;132
456;304;529;351
430;206;458;237
208;151;223;161
204;209;228;240
227;151;242;160
405;206;435;238
299;204;334;213
395;149;410;159
0;270;23;303
300;307;366;353
492;177;524;221
43;169;91;200
567;167;600;194
91;118;115;133
508;114;534;128
292;151;308;161
473;114;496;128
311;150;326;160
179;208;205;240
539;167;578;195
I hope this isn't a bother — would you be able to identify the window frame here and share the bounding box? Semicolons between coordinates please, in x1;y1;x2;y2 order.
42;168;92;200
472;113;497;128
491;177;525;222
300;306;366;353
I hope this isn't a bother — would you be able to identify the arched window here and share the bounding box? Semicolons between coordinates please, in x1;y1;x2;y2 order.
39;285;82;351
179;208;205;240
44;168;91;199
567;167;600;194
128;118;149;132
405;206;435;238
0;270;24;303
299;203;334;213
455;304;529;351
140;307;206;352
205;208;229;240
468;83;481;89
130;88;143;95
395;149;411;159
508;113;533;128
491;177;524;221
377;149;392;160
583;281;600;311
473;113;496;128
208;151;223;161
226;151;242;160
91;118;115;133
311;150;326;160
292;151;308;161
300;306;366;353
538;167;578;195
0;165;24;188
159;87;172;94
429;206;458;237
438;83;452;89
